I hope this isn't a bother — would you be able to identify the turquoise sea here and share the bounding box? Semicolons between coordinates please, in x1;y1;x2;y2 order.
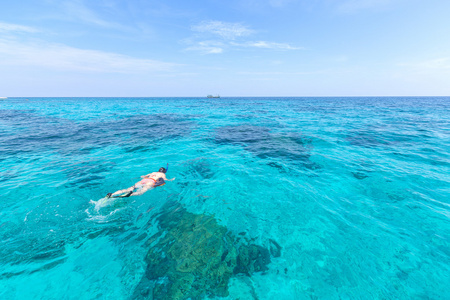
1;97;449;299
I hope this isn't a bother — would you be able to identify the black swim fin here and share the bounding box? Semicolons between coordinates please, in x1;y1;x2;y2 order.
119;191;133;198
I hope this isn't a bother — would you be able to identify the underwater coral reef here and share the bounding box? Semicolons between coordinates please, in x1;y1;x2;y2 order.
133;201;280;300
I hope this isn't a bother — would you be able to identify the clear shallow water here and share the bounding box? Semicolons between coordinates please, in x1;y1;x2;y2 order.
0;97;449;299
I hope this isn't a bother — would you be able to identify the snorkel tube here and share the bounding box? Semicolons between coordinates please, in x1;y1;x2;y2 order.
166;163;169;173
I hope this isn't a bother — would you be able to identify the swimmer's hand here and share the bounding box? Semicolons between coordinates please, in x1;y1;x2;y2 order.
168;177;176;181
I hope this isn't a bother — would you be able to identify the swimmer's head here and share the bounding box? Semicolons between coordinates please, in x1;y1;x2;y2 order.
159;167;167;173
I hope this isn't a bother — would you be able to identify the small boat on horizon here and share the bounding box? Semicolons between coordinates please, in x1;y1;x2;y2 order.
207;95;220;98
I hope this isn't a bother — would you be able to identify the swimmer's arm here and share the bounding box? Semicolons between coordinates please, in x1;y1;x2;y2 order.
162;174;175;181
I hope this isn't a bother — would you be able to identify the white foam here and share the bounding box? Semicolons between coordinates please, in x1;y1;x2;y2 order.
90;197;115;212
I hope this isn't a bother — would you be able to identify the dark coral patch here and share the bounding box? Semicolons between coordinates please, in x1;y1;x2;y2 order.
133;201;279;300
214;124;319;170
352;171;369;180
0;110;194;157
345;132;391;148
181;158;215;180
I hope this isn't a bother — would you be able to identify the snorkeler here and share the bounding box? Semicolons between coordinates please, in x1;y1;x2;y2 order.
106;166;175;198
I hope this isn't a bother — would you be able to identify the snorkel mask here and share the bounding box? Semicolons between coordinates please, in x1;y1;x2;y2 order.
159;163;169;173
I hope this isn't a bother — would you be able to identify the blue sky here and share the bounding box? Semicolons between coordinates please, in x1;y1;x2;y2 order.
1;0;449;96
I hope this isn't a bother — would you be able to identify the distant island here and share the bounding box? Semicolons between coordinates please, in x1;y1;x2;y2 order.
207;95;220;98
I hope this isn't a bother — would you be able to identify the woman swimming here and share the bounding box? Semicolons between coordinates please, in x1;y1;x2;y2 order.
106;166;175;198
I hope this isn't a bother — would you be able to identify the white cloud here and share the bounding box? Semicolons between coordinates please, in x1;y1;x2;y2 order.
191;21;254;40
238;70;325;76
235;41;303;50
0;22;39;33
185;39;302;54
185;41;224;54
187;20;302;54
0;38;177;73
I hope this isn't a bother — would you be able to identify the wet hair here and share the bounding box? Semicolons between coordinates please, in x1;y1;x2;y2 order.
159;167;167;173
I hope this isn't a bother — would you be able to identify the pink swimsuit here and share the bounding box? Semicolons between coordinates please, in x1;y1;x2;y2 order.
140;177;156;185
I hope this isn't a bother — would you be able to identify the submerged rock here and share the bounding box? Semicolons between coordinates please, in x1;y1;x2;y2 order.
214;124;319;170
133;201;279;300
